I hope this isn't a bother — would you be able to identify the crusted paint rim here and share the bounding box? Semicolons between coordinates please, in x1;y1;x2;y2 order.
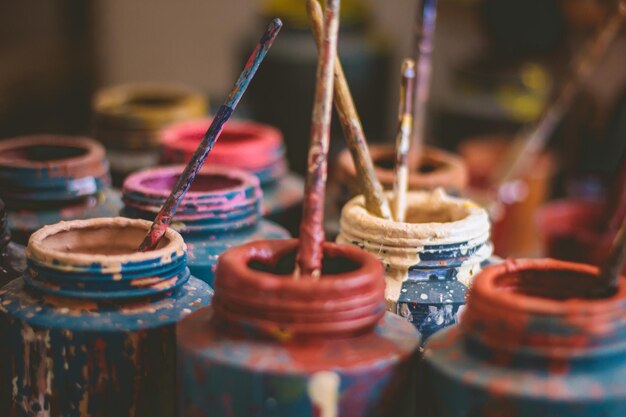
26;217;185;267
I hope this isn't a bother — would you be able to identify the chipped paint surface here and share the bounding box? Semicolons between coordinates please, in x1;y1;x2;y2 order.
422;259;626;417
122;166;289;287
178;239;420;417
0;218;212;417
338;189;495;341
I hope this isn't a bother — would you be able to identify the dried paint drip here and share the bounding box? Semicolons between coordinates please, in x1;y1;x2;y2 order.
0;217;212;417
297;0;340;277
122;165;289;287
93;83;207;185
422;259;626;417
160;118;304;233
338;188;495;341
177;239;421;417
139;18;283;252
0;135;123;244
0;199;24;288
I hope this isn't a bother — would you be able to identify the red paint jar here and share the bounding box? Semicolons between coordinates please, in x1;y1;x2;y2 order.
177;239;421;417
422;259;626;416
161;119;304;235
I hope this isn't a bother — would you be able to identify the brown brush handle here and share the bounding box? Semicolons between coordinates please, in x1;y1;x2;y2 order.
295;0;341;279
306;0;392;220
493;4;626;191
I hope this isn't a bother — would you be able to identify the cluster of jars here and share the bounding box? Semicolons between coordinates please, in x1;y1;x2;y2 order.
0;82;624;417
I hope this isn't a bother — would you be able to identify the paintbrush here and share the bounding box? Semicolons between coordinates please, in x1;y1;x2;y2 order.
392;59;416;222
492;1;626;194
596;217;626;296
409;0;439;173
295;0;340;279
306;0;391;220
138;19;282;252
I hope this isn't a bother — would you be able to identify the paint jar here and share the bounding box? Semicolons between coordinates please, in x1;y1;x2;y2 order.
93;83;207;185
422;259;626;417
178;239;421;417
537;198;626;274
0;217;212;417
458;134;554;257
337;189;494;341
0;199;25;288
328;145;468;237
160;119;304;235
0;135;123;244
121;165;290;287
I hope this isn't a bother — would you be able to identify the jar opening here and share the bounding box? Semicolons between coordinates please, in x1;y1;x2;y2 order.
493;268;609;301
404;204;469;224
0;144;88;163
248;247;360;276
40;223;170;256
128;94;183;107
139;172;243;194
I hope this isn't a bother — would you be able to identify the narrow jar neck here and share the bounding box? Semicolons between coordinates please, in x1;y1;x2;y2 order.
0;136;111;209
338;189;492;272
458;259;626;366
24;217;190;300
211;239;386;342
122;166;262;237
160;118;288;185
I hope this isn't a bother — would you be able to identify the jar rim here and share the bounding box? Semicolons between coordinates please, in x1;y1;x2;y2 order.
26;217;185;267
339;189;490;246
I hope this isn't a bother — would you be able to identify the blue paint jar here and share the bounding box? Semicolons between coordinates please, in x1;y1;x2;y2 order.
121;165;290;287
0;135;123;244
337;189;495;341
0;217;213;417
178;239;421;417
422;258;626;417
0;198;25;288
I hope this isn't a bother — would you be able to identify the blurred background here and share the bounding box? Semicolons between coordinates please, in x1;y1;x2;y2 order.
1;0;625;257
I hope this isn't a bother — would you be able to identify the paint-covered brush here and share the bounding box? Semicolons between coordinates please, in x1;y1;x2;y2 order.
597;217;626;296
492;1;626;192
409;0;439;172
295;0;340;279
138;19;282;252
306;0;391;220
392;59;416;222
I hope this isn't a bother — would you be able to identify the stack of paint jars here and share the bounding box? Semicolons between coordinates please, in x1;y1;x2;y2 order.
121;165;290;287
160;119;304;234
0;217;213;417
0;135;123;244
93;83;207;185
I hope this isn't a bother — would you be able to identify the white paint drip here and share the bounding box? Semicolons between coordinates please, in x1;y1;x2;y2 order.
308;371;340;417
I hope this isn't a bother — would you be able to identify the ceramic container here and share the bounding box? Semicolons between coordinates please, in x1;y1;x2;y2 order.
422;258;626;417
177;239;421;417
0;135;123;244
0;217;212;417
121;165;290;287
93;83;207;185
337;189;494;341
458;134;554;257
0;199;25;288
160;119;304;235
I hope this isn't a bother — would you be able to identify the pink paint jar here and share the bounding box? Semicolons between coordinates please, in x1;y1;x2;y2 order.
161;119;304;235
